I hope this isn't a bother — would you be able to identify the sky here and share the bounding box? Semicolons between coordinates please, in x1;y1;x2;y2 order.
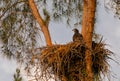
0;0;120;81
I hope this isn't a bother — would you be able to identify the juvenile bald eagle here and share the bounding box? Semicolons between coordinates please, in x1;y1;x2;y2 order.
72;28;83;42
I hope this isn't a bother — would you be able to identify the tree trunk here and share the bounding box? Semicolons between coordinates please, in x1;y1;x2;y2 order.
28;0;52;46
81;0;96;81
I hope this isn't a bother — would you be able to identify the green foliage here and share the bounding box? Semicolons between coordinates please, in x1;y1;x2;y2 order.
0;0;38;61
13;68;22;81
36;0;83;25
43;8;50;26
0;1;115;81
0;0;83;62
52;0;82;24
105;0;120;19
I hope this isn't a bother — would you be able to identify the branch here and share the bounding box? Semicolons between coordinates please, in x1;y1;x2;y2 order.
28;0;52;46
28;0;45;27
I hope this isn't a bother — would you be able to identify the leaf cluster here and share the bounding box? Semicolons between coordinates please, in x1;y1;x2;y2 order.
105;0;120;19
0;0;38;60
13;68;22;81
36;0;83;25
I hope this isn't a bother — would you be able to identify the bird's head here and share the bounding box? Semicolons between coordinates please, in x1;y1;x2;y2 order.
72;28;79;33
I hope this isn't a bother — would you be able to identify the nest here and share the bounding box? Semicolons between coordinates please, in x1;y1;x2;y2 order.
38;41;112;81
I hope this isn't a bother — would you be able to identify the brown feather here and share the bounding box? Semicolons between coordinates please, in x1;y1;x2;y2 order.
72;29;83;42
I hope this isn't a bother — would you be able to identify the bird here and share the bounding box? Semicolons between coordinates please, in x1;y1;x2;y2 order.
72;28;83;42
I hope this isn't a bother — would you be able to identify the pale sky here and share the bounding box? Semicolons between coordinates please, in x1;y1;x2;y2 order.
0;0;120;81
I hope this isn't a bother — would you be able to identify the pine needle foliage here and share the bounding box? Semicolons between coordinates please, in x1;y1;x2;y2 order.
13;68;22;81
0;0;38;60
105;0;120;19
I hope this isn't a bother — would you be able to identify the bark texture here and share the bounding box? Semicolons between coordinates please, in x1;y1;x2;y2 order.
28;0;52;46
81;0;96;81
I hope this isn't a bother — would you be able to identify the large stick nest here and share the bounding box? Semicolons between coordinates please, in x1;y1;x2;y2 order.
37;41;112;81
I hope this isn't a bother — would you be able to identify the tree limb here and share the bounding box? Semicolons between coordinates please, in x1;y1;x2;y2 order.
28;0;52;46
